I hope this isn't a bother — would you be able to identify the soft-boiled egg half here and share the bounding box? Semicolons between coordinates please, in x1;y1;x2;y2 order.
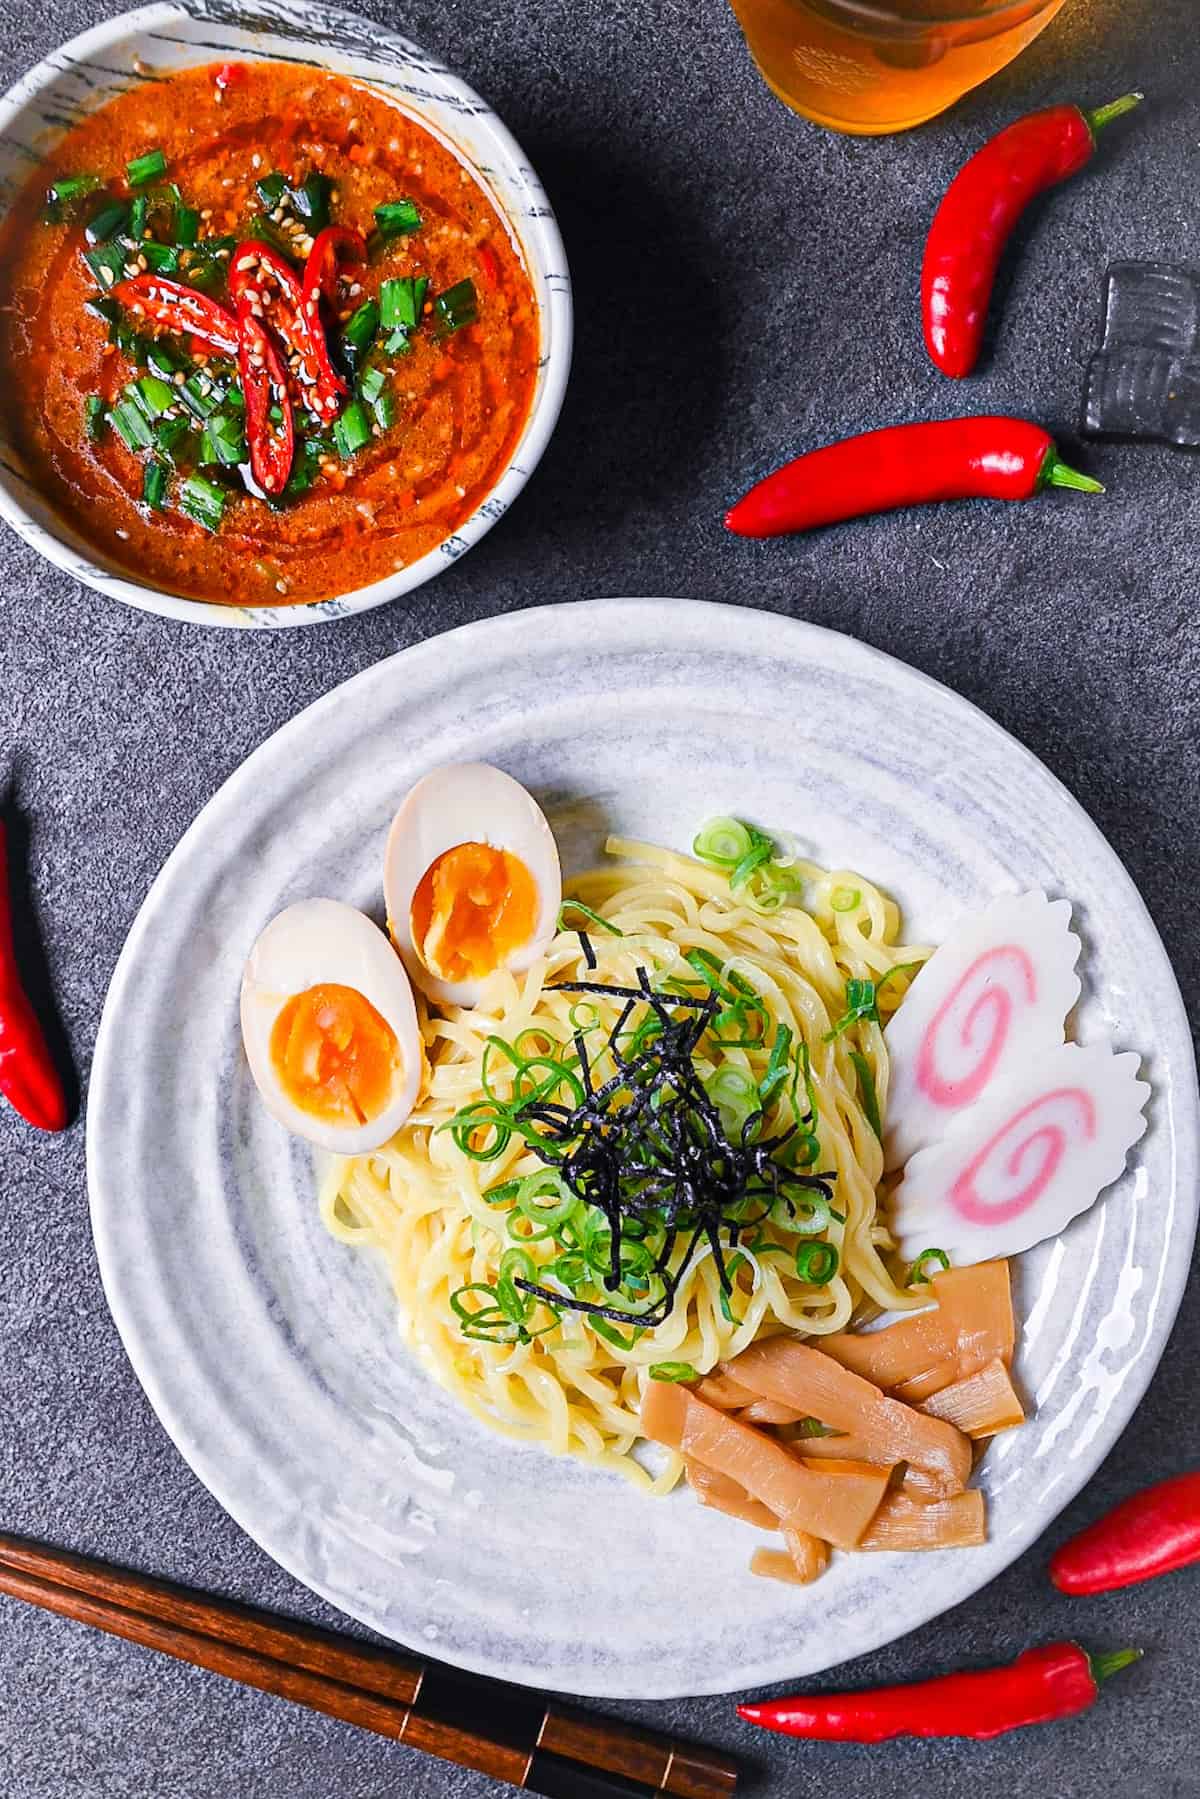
240;898;423;1153
384;763;562;1007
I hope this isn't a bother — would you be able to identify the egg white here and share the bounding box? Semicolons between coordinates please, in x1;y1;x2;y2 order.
384;762;562;1007
240;897;423;1153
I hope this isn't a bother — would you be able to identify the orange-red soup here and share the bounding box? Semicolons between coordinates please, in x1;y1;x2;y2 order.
0;62;539;605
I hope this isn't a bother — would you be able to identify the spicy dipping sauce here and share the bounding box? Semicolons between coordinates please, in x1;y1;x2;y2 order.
0;62;539;605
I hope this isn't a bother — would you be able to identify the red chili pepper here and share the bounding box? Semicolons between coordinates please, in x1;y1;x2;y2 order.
231;239;344;422
738;1643;1140;1744
0;818;67;1133
214;62;246;94
1051;1474;1200;1595
108;276;240;357
236;301;294;496
923;92;1143;379
303;225;366;308
725;416;1102;539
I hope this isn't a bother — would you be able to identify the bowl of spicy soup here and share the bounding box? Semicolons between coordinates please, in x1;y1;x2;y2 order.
0;0;571;627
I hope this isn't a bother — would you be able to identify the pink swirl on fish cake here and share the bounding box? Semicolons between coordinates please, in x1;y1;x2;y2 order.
949;1087;1097;1225
916;945;1037;1110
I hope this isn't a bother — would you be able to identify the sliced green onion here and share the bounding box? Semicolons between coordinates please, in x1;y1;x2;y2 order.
705;1063;759;1133
719;1251;748;1326
342;298;380;354
173;204;200;245
179;372;224;420
206;409;247;467
826;976;879;1041
874;959;925;1005
179;472;228;532
785;1194;831;1237
515;1170;577;1229
84;293;120;326
128;193;148;239
358;364;386;403
84;200;130;246
379;274;428;331
693;816;754;868
848;1049;882;1140
568;1000;599;1032
434;277;478;335
245;213;296;260
135;374;175;418
107;400;154;452
153;415;191;461
384;327;413;356
45;172;102;215
557;898;624;937
758;1023;793;1110
794;1240;839;1286
255;171;288;208
907;1247;951;1287
141;240;180;275
141;459;168;510
84;395;105;441
127;149;167;188
648;1362;698;1383
369;388;395;432
830;885;861;913
83;240;128;288
482;1179;521;1210
731;833;776;891
145;339;187;380
374;197;422;239
293;172;333;229
332;399;372;458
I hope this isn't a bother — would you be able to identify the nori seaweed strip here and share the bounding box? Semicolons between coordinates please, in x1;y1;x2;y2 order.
578;930;597;970
479;968;841;1329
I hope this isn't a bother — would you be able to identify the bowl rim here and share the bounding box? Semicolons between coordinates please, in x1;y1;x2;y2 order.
0;0;572;629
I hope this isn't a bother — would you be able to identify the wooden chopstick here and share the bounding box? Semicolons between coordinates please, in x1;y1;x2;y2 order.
0;1534;737;1799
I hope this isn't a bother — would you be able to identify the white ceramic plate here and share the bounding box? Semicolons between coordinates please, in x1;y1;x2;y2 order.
0;0;571;628
88;599;1199;1698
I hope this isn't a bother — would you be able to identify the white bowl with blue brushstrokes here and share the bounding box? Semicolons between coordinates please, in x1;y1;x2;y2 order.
0;0;572;628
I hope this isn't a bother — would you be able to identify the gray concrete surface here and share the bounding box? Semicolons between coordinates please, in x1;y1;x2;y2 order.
1;0;1198;1793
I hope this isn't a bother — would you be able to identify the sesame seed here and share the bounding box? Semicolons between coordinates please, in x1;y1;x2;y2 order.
217;248;231;260
455;484;465;497
130;303;144;317
249;353;264;368
142;228;153;241
330;187;340;203
115;528;129;540
348;282;362;296
251;153;261;169
221;177;234;189
173;371;186;386
298;236;314;255
270;204;285;222
347;116;359;132
200;208;213;221
275;579;288;594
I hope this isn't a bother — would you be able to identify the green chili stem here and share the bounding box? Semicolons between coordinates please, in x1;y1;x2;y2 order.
1089;1649;1142;1686
1084;91;1145;139
1041;450;1105;496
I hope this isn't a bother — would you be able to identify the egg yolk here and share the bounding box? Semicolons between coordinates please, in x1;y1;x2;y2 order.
269;983;401;1127
410;843;539;984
